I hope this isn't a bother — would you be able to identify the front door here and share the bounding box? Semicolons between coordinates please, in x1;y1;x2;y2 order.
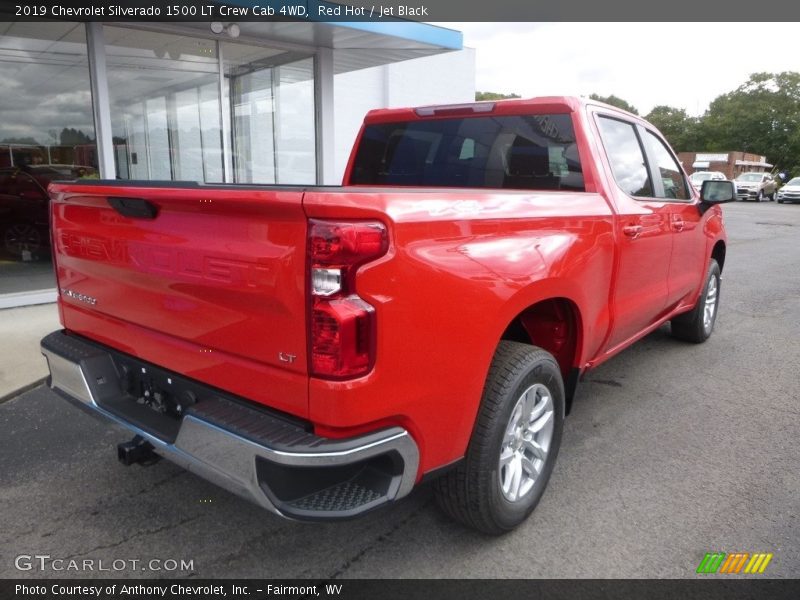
595;115;673;352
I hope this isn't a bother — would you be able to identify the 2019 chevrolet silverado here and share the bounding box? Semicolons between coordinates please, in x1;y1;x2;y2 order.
41;97;734;534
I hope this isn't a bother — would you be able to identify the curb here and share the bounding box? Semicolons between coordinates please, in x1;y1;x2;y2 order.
0;377;48;404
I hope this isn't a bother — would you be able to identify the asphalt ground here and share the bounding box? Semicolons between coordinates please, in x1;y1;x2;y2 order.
1;201;798;579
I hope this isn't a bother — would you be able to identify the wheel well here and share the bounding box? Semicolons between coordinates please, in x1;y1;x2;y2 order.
500;298;581;413
712;241;726;273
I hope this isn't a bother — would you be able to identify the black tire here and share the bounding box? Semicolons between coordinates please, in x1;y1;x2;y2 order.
756;190;764;202
671;259;721;343
770;192;776;201
434;341;564;534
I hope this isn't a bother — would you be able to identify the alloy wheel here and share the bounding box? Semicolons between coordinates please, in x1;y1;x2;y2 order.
498;383;555;502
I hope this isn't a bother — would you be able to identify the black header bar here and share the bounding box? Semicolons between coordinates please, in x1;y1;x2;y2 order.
2;579;800;600
0;0;795;22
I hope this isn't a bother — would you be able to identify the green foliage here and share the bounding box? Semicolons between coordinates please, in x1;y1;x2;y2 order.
588;93;639;115
475;91;521;101
600;73;800;173
701;72;800;174
59;127;93;145
644;105;705;152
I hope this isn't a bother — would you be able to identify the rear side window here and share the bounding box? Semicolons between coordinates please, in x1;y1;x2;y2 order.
349;114;584;191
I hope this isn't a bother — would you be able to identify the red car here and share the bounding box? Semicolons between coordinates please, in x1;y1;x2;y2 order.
0;164;94;260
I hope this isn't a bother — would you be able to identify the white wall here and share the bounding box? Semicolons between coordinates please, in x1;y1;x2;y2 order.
332;48;476;183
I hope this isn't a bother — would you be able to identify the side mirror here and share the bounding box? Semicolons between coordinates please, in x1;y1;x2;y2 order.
700;180;735;204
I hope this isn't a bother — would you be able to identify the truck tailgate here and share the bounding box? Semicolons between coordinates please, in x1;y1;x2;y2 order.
49;182;309;417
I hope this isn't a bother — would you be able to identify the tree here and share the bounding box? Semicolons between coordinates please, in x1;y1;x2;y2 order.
702;72;800;173
59;128;93;146
644;105;705;152
588;93;638;115
475;91;521;101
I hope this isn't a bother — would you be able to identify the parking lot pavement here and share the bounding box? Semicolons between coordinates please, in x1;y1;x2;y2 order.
1;201;798;579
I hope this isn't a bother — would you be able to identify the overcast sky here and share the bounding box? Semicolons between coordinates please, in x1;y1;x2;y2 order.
439;23;798;116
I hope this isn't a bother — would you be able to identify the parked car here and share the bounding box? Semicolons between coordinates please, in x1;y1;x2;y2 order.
776;177;800;203
0;164;95;260
42;96;733;534
689;171;726;194
734;171;777;201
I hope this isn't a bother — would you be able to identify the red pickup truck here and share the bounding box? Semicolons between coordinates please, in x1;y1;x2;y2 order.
41;96;734;534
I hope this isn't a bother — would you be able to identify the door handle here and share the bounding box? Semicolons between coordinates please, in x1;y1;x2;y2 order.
108;196;159;219
622;224;643;239
672;218;685;232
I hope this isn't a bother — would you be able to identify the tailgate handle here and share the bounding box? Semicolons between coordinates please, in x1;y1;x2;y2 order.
108;197;159;219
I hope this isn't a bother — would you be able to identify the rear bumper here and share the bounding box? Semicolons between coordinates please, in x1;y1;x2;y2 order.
41;330;419;521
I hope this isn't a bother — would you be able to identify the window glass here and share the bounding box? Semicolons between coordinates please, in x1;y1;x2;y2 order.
350;113;584;191
643;131;690;200
597;116;652;197
105;26;223;182
104;29;316;185
0;23;95;295
736;173;763;182
227;51;316;185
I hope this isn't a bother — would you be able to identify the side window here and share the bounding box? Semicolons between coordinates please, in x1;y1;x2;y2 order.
459;138;475;160
642;130;690;200
597;116;652;197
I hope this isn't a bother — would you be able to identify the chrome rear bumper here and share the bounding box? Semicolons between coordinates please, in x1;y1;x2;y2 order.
41;330;419;520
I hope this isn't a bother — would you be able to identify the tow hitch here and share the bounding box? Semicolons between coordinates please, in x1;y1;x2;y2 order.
117;435;160;466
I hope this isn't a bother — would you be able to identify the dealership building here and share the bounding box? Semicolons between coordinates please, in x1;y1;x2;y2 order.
0;18;474;308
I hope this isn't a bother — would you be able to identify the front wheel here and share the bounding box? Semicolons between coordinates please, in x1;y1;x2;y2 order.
434;341;564;534
671;258;721;343
756;190;765;202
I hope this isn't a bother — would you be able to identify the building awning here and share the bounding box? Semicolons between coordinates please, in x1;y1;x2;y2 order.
693;161;710;169
736;159;773;168
178;15;463;74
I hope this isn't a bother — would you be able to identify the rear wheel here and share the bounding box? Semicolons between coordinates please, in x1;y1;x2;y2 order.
671;258;721;343
434;341;564;534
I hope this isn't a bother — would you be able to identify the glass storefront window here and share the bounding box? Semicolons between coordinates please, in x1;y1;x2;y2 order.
0;23;95;295
0;23;319;303
225;45;316;185
105;28;317;186
104;26;223;182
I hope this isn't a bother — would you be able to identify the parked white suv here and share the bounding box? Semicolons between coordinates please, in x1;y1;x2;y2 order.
689;171;726;194
735;172;777;201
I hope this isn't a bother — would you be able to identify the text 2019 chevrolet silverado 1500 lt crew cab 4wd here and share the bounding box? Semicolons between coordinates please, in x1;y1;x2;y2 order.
41;97;734;534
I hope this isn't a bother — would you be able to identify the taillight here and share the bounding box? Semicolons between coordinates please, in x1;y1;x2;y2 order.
308;219;388;379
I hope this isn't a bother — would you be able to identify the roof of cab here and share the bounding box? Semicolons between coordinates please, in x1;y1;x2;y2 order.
362;95;638;124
